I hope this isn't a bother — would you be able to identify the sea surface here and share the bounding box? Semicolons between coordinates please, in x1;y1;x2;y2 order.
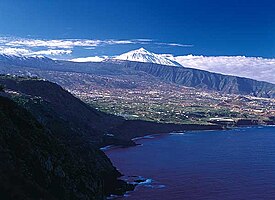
105;126;275;200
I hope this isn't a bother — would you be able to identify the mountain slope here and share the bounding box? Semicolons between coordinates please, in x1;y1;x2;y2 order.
110;60;275;98
0;53;274;98
71;49;275;84
0;75;132;146
0;53;56;68
0;95;132;200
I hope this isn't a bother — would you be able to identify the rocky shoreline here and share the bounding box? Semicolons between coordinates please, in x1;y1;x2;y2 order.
103;117;275;148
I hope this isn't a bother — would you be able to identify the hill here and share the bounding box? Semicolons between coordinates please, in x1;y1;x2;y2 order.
0;95;133;200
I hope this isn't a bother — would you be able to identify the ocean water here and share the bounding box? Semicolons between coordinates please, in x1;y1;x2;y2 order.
105;126;275;200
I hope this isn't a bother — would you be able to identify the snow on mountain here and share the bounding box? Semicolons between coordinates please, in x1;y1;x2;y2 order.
0;53;56;68
114;49;275;84
114;48;180;66
3;47;273;84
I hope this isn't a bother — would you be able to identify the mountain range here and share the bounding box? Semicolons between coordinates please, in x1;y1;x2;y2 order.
0;52;274;98
0;49;274;199
71;48;275;84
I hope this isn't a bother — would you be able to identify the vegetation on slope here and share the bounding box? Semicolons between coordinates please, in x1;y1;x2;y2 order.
0;93;133;199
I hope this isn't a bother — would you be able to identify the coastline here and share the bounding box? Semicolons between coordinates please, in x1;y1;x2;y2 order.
103;122;223;199
104;125;275;199
103;123;275;198
106;125;275;199
103;118;275;149
102;124;273;151
106;119;224;147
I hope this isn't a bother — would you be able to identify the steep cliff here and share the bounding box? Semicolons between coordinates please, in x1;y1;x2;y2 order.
0;96;132;200
121;61;275;98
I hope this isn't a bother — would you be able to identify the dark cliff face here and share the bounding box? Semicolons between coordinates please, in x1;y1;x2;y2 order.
120;61;275;98
0;76;138;199
0;96;129;200
0;75;130;147
0;75;223;147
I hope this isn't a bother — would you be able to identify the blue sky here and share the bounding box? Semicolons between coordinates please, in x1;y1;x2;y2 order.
0;0;274;58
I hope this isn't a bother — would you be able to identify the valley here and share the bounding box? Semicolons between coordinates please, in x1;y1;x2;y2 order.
50;71;275;125
0;52;274;126
1;2;275;200
4;68;274;126
0;53;274;200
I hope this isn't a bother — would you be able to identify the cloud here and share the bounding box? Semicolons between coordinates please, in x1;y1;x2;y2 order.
0;36;192;58
167;43;193;47
0;36;191;50
104;40;134;45
2;38;136;49
5;39;102;49
0;46;71;57
84;47;96;50
70;56;108;62
70;49;275;84
0;37;272;84
171;55;275;84
29;49;72;56
155;42;193;47
133;39;154;42
0;47;31;55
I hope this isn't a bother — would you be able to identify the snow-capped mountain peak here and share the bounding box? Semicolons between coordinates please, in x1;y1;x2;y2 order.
129;47;149;53
114;48;180;66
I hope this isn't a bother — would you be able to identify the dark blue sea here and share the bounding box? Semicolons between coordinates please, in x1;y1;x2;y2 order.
105;126;275;200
